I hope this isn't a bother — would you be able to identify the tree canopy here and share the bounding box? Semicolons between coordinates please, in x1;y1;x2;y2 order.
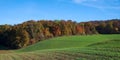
0;19;120;49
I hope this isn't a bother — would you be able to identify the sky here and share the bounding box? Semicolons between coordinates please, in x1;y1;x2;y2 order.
0;0;120;25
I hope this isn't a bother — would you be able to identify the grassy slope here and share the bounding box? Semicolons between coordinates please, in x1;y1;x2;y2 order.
0;34;120;60
17;34;120;52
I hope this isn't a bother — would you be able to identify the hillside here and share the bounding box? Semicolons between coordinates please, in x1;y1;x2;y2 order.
0;0;120;59
16;34;120;52
0;19;120;49
0;34;119;60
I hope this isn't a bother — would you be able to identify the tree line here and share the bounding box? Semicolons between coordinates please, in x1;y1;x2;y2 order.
0;19;120;49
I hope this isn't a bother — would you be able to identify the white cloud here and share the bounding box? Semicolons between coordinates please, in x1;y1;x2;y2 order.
72;0;97;4
72;0;120;9
56;0;120;9
73;0;86;3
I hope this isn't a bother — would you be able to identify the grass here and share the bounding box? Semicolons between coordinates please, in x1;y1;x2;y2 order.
0;34;120;60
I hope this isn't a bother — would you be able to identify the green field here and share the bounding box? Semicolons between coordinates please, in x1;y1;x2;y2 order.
0;34;120;60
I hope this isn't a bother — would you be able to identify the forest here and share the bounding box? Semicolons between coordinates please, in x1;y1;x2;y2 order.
0;19;120;49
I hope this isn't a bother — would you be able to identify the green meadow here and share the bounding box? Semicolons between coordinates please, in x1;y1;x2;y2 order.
0;34;120;60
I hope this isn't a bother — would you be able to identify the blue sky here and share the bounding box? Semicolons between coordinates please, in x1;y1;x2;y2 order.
0;0;120;24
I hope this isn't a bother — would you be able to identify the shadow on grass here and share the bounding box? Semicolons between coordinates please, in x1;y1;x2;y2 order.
87;39;120;47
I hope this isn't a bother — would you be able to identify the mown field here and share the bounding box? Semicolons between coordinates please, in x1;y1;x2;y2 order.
0;34;120;60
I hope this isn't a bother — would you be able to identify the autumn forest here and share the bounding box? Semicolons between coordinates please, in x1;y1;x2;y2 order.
0;19;120;49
